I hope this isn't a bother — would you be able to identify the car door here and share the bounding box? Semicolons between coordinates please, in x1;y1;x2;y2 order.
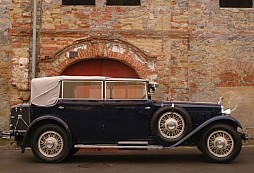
103;81;153;142
55;80;104;143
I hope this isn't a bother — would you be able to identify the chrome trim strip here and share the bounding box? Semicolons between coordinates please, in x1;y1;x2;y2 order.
118;141;148;145
74;144;163;150
13;130;27;133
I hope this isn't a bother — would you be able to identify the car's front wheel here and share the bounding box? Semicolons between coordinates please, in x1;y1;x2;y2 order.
200;124;242;163
31;124;70;163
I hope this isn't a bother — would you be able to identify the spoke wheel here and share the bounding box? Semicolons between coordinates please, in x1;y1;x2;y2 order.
31;124;70;163
38;131;64;158
200;124;242;163
207;130;234;158
158;112;185;139
151;106;191;145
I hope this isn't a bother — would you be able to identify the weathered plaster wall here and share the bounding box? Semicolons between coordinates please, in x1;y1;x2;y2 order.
188;0;254;135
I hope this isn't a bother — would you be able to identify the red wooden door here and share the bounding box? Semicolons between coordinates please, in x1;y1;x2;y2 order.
62;59;139;78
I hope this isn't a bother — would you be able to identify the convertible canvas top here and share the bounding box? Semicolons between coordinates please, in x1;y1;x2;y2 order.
31;76;147;106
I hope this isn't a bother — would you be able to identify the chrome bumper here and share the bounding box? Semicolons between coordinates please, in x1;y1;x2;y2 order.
1;131;12;139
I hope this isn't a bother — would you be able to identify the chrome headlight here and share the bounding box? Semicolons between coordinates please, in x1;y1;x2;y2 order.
221;105;237;116
222;108;232;115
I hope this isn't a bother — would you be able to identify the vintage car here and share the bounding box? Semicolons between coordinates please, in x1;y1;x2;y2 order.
3;76;247;163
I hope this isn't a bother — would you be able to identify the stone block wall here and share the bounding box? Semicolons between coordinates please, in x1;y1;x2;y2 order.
36;0;190;101
188;0;254;135
0;0;253;139
0;0;14;130
0;0;32;130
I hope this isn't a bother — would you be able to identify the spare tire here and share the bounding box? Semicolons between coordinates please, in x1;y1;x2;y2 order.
151;106;192;145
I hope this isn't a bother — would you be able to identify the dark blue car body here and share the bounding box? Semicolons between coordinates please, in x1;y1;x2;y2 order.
29;100;223;144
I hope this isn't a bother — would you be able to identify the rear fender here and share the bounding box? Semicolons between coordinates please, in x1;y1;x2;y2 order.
21;115;72;153
164;116;242;149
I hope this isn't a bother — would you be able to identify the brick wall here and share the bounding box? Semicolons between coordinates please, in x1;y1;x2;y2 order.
0;0;13;130
0;0;253;139
0;0;32;130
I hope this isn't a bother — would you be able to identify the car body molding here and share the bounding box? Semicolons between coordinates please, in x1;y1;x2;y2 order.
163;115;242;149
21;115;72;152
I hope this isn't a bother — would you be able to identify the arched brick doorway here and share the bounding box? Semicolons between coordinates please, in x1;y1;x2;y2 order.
41;38;157;80
62;59;139;78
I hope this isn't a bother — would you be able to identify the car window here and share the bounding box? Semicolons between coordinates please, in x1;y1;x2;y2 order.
62;81;102;99
105;81;147;100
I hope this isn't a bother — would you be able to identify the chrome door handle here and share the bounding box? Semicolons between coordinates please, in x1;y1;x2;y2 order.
58;106;65;110
145;106;151;110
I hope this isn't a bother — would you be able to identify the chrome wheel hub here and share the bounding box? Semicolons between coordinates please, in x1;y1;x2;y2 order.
38;131;64;158
214;137;226;149
166;118;177;130
45;138;56;149
158;112;185;139
207;130;234;158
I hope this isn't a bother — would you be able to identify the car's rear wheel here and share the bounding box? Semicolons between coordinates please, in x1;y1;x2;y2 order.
151;106;191;145
31;124;70;163
200;124;242;163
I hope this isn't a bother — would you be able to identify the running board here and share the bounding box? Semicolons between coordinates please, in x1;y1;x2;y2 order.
74;144;163;150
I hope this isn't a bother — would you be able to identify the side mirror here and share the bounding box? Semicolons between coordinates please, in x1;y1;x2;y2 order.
148;82;158;96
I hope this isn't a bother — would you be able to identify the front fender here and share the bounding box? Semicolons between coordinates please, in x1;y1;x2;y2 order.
164;116;242;149
21;115;72;153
